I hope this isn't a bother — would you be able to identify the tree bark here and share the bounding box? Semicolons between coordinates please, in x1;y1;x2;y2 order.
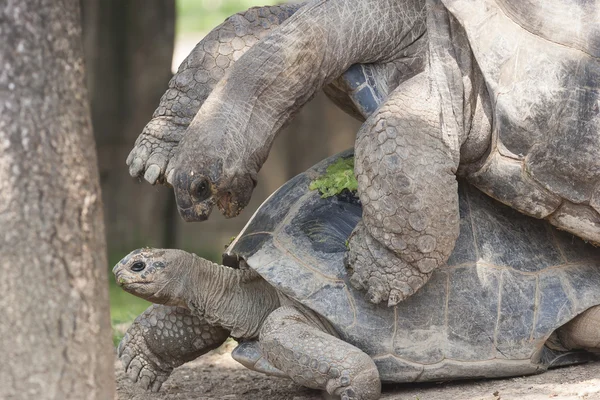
81;0;177;258
0;0;115;398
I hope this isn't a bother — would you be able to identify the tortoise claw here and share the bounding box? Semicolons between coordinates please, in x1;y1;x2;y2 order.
387;289;404;307
144;164;162;184
366;281;385;304
118;318;173;391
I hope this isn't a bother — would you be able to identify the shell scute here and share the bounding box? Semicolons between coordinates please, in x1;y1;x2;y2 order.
392;270;448;364
495;271;537;359
229;151;600;379
466;183;564;271
446;266;501;361
533;272;574;342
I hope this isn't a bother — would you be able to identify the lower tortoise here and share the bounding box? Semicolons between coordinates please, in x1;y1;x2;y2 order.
115;151;600;399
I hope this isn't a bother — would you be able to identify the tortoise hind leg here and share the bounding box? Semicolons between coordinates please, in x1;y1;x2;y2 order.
259;306;381;400
556;305;600;353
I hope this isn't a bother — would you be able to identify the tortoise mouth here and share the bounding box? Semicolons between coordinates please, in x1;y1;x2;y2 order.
114;274;151;287
118;282;154;297
177;205;211;222
217;191;245;219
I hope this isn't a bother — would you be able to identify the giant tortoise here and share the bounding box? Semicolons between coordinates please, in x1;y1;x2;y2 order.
127;0;600;307
115;151;600;400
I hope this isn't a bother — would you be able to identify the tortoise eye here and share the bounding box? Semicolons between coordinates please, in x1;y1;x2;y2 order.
191;178;211;201
131;261;146;272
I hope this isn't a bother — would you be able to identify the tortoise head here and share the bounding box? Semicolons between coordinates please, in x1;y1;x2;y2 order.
170;153;256;222
113;248;193;306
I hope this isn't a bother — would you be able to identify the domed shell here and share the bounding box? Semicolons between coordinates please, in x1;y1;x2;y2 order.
225;151;600;381
432;0;600;243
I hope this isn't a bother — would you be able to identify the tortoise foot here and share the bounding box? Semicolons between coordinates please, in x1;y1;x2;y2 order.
345;222;431;307
118;328;172;392
126;119;182;185
331;368;381;400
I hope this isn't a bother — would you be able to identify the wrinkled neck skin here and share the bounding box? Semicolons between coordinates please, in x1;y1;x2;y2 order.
178;0;427;179
175;256;281;339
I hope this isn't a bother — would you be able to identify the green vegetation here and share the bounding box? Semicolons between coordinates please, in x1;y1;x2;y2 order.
109;274;149;323
177;0;267;35
309;157;358;198
226;235;237;249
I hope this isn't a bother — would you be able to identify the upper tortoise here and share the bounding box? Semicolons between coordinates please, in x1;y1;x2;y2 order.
116;151;600;400
127;0;600;306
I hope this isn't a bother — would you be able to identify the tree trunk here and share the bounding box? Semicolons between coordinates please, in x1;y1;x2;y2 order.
81;0;176;259
0;0;115;398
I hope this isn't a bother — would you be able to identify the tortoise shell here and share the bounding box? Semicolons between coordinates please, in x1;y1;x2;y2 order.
225;150;600;382
432;0;600;243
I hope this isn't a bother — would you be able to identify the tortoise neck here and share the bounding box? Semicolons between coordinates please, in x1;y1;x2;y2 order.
186;256;281;339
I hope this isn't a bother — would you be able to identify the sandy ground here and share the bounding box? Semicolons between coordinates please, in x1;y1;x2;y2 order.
115;341;600;400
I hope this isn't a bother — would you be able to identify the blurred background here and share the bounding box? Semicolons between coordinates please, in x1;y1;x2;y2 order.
79;0;360;339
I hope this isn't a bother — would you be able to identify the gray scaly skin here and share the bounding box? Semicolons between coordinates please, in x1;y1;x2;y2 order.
114;249;381;399
126;4;303;185
161;0;446;306
117;305;229;391
167;0;427;222
558;307;600;354
134;0;600;306
346;70;460;304
126;2;416;187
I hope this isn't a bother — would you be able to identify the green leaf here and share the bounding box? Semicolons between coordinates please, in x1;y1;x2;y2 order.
309;157;358;198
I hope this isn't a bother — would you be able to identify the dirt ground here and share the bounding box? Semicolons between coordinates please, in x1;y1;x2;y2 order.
115;342;600;400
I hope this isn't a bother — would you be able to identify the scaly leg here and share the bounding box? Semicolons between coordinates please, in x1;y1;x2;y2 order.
118;304;229;392
557;305;600;353
259;307;380;400
347;70;460;306
126;4;303;184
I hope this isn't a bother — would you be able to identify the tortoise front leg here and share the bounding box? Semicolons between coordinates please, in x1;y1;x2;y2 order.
259;307;380;400
126;4;303;184
347;70;460;306
118;304;229;392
